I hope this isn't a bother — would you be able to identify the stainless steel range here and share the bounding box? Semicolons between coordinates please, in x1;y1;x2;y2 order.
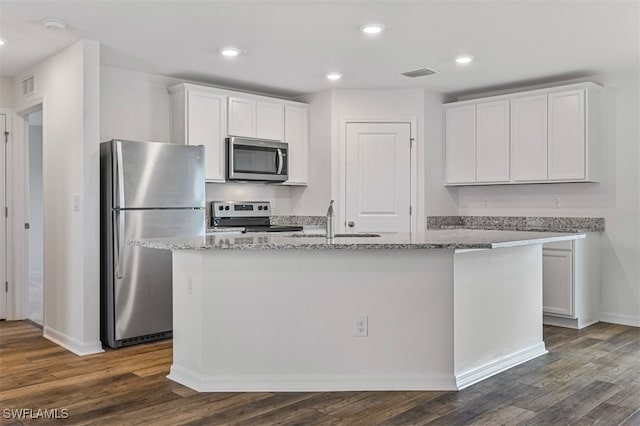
211;201;303;233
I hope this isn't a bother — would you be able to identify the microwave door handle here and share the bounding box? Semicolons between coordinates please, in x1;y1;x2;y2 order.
276;148;283;174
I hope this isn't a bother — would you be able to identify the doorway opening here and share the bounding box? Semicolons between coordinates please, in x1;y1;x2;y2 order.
25;108;43;326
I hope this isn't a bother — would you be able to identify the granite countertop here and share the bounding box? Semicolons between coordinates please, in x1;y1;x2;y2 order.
131;229;585;251
427;216;604;233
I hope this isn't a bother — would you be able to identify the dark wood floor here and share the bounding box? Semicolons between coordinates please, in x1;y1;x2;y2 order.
0;321;639;425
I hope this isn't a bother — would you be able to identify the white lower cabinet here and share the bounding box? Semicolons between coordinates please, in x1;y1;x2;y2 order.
542;234;600;329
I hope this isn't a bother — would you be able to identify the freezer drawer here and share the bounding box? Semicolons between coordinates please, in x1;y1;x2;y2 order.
104;208;205;346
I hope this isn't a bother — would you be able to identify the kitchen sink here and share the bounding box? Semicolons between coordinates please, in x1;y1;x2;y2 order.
287;233;381;238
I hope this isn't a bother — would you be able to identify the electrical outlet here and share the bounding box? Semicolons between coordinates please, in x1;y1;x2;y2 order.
355;316;368;337
482;198;489;209
553;196;561;209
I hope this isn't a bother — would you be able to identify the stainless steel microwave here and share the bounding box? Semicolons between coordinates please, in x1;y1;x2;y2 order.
227;137;288;182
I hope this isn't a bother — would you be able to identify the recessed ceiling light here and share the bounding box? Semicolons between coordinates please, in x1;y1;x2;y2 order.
0;39;6;46
360;24;385;35
326;72;343;81
220;47;241;57
455;55;474;65
43;18;67;31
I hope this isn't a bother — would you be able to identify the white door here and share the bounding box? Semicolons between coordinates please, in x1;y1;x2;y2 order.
0;113;6;319
345;122;411;233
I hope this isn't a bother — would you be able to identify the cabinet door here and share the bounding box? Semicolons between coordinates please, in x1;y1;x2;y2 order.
228;97;256;137
257;101;284;141
187;91;226;182
543;250;574;317
511;95;548;181
284;105;309;185
445;105;476;184
476;101;510;183
548;90;585;180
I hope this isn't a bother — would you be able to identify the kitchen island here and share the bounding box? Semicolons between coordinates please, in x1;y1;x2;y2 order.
133;230;585;392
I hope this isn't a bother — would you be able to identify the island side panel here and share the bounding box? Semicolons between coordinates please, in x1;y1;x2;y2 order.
453;244;547;389
170;248;458;392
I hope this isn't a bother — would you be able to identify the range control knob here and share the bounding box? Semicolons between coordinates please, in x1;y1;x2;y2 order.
225;206;230;210
218;205;224;211
263;205;268;210
257;206;263;210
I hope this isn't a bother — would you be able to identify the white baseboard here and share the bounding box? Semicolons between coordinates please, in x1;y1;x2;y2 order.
168;365;458;392
454;342;548;390
543;315;599;330
43;326;104;356
600;312;640;327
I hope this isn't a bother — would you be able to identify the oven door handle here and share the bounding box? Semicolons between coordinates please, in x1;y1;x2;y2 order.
276;148;284;175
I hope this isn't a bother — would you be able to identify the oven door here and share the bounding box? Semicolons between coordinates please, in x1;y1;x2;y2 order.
228;137;288;182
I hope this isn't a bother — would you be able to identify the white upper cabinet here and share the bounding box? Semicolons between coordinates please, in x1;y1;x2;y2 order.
171;83;307;185
444;100;510;184
170;85;226;182
511;94;548;182
476;100;510;183
284;105;309;185
445;82;601;186
257;101;285;141
228;97;285;141
548;90;585;180
228;97;257;138
445;105;476;184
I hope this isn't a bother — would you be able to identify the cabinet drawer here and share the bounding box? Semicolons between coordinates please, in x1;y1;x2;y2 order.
543;240;573;250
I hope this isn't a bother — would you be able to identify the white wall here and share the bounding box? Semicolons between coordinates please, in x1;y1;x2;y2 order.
101;65;179;143
424;90;458;216
290;90;333;216
0;76;14;108
11;40;102;354
454;69;640;326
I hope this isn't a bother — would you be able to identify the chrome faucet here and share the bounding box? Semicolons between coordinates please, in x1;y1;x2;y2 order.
326;200;335;239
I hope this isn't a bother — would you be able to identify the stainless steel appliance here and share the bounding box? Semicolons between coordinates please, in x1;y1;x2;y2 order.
211;201;303;232
100;139;206;348
227;137;288;182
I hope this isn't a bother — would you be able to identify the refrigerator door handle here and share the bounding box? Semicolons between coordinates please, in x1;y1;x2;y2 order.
115;140;125;209
114;211;125;279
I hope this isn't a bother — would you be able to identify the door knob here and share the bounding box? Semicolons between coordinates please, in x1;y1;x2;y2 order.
348;221;355;227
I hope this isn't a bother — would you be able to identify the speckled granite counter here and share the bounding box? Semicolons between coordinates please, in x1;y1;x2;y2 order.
427;216;604;233
132;229;585;251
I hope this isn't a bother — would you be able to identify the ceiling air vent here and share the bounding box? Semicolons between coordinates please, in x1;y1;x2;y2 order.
401;68;437;78
22;75;35;97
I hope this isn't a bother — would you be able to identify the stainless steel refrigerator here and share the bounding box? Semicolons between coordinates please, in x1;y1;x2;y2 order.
100;139;205;348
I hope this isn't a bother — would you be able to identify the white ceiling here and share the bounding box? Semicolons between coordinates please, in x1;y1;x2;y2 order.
0;1;638;98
